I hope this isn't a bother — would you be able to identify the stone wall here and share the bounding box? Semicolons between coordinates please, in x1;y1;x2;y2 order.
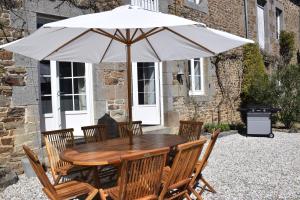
94;63;128;122
0;7;28;173
165;0;247;131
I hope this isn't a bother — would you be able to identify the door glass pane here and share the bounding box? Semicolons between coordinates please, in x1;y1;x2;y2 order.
59;62;72;77
74;78;86;94
40;60;51;75
60;79;72;94
41;96;52;114
73;62;85;76
74;95;87;110
41;77;51;95
61;96;73;111
138;93;156;105
137;62;156;105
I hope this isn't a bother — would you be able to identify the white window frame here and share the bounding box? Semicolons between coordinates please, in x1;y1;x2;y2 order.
189;58;205;96
276;8;282;40
257;4;265;49
187;0;202;4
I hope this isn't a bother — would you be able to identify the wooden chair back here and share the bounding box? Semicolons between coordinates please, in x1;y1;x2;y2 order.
81;124;107;143
159;139;206;199
192;129;221;182
23;145;57;197
118;147;169;200
178;120;203;141
42;128;74;180
117;121;143;138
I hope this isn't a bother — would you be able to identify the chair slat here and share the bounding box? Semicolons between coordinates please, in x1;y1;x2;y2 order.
178;120;203;141
159;139;207;200
23;145;97;200
81;124;107;143
117;121;143;138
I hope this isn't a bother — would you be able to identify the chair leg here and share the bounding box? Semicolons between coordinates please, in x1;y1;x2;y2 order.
184;193;192;200
200;176;216;193
54;175;62;185
99;189;107;200
188;185;203;200
86;189;99;200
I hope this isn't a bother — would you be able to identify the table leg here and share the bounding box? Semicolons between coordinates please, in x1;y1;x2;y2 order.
92;166;101;188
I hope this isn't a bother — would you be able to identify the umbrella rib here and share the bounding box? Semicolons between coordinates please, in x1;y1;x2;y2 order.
41;28;92;60
131;27;160;43
139;28;161;62
92;28;127;44
164;27;216;55
130;28;139;41
100;30;118;63
116;29;126;41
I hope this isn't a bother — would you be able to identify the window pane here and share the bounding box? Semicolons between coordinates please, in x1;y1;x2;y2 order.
73;62;85;76
59;62;72;77
60;79;72;94
137;63;155;80
138;93;156;105
39;60;50;75
41;96;52;114
138;80;155;93
61;96;73;111
195;76;201;90
74;78;86;94
194;60;201;75
74;95;87;111
41;77;52;95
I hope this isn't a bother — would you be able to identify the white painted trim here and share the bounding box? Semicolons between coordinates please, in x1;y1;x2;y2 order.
50;61;62;129
159;62;164;126
86;63;95;124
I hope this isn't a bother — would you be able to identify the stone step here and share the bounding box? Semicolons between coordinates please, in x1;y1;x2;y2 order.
142;125;171;135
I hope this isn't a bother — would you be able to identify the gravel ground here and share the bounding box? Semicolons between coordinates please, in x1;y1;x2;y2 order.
1;132;300;200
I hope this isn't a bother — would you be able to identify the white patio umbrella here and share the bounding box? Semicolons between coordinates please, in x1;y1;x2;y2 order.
0;5;253;143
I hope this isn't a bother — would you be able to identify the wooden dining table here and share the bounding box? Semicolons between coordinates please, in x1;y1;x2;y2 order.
60;134;187;166
60;134;187;188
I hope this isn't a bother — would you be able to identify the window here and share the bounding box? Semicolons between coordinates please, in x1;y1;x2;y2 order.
137;62;156;105
40;60;52;114
59;62;87;111
256;2;265;49
187;0;202;4
188;58;204;95
276;8;282;40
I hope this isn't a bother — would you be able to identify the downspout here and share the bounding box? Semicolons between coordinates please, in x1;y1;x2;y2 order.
244;0;249;38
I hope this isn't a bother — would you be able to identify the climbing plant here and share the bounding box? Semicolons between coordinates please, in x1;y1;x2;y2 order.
279;30;295;66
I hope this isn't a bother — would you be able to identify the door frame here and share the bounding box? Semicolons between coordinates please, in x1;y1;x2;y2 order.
41;62;94;132
132;62;163;125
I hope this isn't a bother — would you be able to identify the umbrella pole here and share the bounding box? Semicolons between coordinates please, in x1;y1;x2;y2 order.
126;29;133;145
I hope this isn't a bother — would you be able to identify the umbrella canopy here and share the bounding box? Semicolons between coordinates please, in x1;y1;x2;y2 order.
0;5;253;63
0;5;253;143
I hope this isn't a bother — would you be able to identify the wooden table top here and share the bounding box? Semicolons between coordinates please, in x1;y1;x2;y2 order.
60;134;187;166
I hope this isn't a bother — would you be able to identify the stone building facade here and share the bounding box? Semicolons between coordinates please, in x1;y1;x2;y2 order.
0;0;299;173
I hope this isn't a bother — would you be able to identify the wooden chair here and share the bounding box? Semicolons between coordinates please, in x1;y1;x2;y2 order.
42;128;87;185
178;120;203;141
159;139;207;200
99;147;170;200
81;124;107;143
190;129;221;196
117;121;143;138
23;145;98;200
